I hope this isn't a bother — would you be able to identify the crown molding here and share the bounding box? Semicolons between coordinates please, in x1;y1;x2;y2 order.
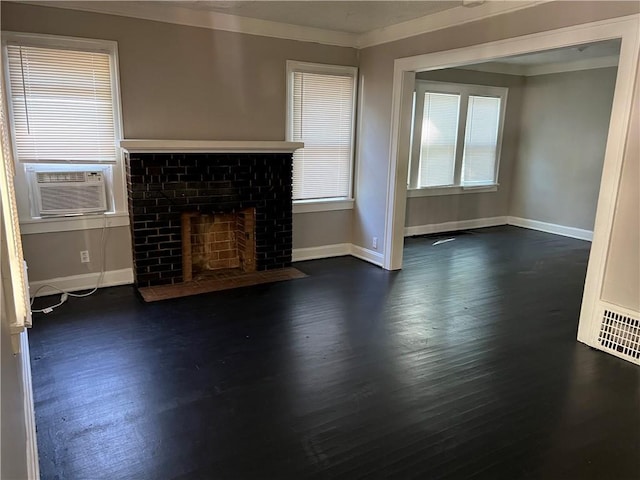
356;1;553;49
11;1;359;48
10;0;549;50
457;62;527;76
459;54;620;76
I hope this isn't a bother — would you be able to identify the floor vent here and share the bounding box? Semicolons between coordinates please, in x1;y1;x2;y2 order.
598;309;640;360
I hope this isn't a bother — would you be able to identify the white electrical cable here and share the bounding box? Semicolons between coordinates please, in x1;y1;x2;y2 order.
30;215;108;313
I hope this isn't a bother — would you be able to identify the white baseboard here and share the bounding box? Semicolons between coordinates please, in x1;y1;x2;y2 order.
350;244;384;267
29;268;134;297
507;216;593;241
292;243;351;262
403;215;593;242
292;243;384;268
404;216;508;237
19;330;40;480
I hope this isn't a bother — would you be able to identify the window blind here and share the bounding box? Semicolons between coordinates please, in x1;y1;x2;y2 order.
419;92;460;188
6;45;117;163
291;71;354;200
462;95;501;185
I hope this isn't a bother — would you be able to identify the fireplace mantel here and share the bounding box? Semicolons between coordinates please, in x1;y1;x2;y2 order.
120;139;304;154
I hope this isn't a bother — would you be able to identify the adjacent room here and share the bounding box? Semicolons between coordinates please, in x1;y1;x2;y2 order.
1;1;639;479
404;40;620;242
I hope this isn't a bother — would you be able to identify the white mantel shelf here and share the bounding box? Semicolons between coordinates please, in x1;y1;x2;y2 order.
120;140;304;154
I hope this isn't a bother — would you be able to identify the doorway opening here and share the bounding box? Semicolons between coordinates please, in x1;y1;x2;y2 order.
383;16;640;363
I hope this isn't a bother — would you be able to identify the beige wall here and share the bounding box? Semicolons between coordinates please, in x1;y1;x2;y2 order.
293;210;352;249
355;1;640;252
509;68;617;231
602;64;640;312
1;2;358;282
406;69;525;228
1;3;357;141
21;226;133;281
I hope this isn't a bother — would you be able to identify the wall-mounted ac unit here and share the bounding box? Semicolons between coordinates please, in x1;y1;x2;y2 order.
33;171;107;216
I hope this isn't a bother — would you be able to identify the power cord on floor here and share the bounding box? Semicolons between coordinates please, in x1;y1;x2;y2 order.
30;215;108;314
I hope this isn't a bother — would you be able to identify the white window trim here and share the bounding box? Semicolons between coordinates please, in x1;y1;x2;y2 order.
407;184;499;198
292;197;354;214
1;32;128;234
286;60;357;210
408;80;508;195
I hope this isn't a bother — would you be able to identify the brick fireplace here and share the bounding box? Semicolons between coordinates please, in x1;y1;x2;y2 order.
122;141;302;289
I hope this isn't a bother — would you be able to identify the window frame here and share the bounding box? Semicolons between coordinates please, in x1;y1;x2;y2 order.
286;60;357;212
408;80;508;197
1;32;127;234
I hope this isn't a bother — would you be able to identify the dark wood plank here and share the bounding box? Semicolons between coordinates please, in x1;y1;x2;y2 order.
28;226;640;479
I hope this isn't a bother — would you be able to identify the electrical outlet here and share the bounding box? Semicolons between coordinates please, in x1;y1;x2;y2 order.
80;250;90;263
372;237;378;249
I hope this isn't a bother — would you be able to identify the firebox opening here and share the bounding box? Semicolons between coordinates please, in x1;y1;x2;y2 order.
181;208;256;282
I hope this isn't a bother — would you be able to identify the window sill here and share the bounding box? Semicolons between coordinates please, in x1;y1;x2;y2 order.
20;212;130;235
407;184;498;198
293;198;354;214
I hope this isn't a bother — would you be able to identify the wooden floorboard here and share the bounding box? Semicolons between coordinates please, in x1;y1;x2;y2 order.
28;226;640;479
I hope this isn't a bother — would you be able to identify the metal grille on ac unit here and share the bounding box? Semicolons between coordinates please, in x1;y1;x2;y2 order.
33;171;107;216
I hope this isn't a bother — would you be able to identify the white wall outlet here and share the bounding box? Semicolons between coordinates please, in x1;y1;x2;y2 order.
80;250;90;263
372;237;378;249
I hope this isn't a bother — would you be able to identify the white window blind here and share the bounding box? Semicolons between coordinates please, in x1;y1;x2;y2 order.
418;92;460;188
6;44;117;164
409;81;507;193
291;70;355;200
462;95;501;185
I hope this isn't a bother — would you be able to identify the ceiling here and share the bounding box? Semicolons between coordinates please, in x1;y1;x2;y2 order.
14;0;543;48
159;1;464;34
461;39;621;76
491;39;620;67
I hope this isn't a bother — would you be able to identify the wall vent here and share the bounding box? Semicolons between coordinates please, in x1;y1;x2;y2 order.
598;309;640;360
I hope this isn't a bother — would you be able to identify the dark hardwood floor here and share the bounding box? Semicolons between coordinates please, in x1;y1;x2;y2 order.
28;226;640;479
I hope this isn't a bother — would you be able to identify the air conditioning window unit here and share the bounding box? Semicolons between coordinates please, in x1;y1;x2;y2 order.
33;171;107;216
